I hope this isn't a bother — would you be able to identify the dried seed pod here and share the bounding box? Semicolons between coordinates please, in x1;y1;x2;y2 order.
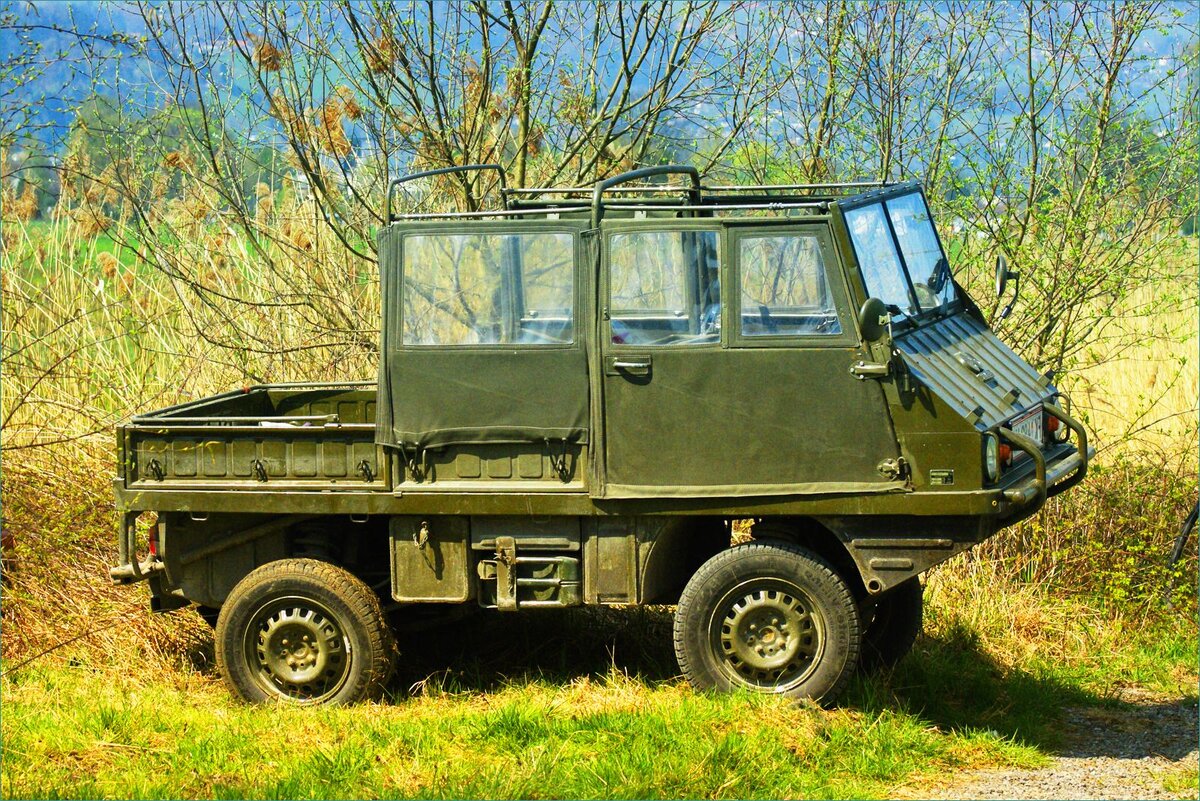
97;251;120;278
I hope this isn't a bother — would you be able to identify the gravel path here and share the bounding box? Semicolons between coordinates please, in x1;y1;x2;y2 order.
921;688;1198;800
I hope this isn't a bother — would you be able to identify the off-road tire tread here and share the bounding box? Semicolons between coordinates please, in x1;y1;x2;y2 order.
859;577;923;672
216;558;396;705
673;540;861;705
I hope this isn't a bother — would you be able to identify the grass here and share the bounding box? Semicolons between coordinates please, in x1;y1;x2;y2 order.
1;588;1193;799
0;665;1021;799
1068;282;1198;454
1160;764;1200;797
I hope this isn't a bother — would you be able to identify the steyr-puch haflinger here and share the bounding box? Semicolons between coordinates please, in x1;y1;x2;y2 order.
111;165;1090;705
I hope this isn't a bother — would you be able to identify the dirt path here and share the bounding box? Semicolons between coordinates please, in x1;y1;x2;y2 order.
921;688;1198;800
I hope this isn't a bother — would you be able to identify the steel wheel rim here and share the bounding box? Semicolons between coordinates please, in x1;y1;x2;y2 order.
709;578;824;691
243;595;351;704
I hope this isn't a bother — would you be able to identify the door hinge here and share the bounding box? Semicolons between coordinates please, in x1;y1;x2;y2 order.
850;360;891;379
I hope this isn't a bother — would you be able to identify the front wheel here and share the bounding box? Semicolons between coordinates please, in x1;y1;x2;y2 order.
216;558;396;705
673;541;861;705
859;577;923;672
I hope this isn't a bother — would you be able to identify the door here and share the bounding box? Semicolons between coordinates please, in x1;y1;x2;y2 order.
378;221;591;487
599;220;901;497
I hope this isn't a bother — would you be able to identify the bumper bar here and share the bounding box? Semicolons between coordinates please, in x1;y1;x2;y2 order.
110;558;165;584
998;401;1090;520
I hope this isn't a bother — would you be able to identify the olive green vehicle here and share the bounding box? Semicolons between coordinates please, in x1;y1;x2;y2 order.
111;165;1091;705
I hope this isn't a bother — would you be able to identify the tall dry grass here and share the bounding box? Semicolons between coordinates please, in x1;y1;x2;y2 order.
1;200;379;671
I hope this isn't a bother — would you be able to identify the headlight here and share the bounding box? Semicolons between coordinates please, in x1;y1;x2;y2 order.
984;434;1000;482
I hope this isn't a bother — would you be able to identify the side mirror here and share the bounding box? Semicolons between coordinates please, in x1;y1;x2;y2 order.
858;297;890;343
995;254;1020;320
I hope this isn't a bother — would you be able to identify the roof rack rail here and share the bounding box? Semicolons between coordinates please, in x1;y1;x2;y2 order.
385;164;508;222
504;184;697;197
384;164;905;223
391;206;590;221
590;165;701;226
703;181;891;193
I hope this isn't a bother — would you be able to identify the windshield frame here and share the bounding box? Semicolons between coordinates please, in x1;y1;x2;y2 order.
839;183;960;329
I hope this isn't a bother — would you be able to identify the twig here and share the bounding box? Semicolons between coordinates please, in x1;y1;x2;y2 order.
0;617;130;678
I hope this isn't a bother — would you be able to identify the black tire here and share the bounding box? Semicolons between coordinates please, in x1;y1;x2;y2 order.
195;605;220;629
215;558;396;705
859;578;923;672
673;541;861;705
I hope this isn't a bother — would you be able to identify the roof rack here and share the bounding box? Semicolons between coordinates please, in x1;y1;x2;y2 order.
384;164;903;224
704;181;889;193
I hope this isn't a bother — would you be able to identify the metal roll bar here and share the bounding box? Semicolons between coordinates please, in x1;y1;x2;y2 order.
591;165;701;227
385;164;509;222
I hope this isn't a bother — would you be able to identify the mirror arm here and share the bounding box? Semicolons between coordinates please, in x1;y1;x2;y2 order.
999;271;1020;320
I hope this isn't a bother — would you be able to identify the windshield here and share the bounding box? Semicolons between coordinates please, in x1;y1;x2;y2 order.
845;191;955;322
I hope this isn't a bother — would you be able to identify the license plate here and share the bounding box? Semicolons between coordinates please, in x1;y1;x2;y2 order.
1008;407;1044;453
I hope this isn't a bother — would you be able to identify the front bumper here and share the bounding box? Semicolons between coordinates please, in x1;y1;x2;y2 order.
996;401;1091;523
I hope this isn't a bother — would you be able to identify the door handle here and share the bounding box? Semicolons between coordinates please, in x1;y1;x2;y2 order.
607;355;652;376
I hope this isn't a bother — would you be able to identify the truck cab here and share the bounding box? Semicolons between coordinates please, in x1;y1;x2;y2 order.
111;165;1090;705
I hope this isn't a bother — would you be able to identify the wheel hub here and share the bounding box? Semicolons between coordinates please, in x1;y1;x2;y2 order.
248;600;349;702
716;584;822;688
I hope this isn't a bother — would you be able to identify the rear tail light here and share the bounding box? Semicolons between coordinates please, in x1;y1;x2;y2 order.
148;525;159;558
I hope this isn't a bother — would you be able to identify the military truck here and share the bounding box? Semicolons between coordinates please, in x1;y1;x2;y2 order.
111;164;1090;705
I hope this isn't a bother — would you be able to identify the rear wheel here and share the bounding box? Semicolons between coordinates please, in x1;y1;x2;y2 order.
674;541;861;704
859;578;923;672
196;605;219;629
216;558;395;705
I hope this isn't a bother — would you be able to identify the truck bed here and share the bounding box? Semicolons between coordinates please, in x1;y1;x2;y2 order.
119;382;391;492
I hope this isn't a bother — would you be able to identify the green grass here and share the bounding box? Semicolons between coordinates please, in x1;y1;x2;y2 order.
0;662;1039;800
3;596;1194;800
1159;763;1200;797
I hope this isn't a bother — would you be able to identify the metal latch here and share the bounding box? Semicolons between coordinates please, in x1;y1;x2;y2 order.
146;458;165;481
545;438;572;482
494;536;518;611
850;360;891;379
955;351;994;382
877;457;909;480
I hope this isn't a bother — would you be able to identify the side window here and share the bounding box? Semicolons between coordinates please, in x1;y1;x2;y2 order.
608;230;720;346
402;232;574;346
739;233;841;337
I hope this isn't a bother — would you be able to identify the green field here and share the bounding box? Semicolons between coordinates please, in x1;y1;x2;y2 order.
2;589;1194;799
